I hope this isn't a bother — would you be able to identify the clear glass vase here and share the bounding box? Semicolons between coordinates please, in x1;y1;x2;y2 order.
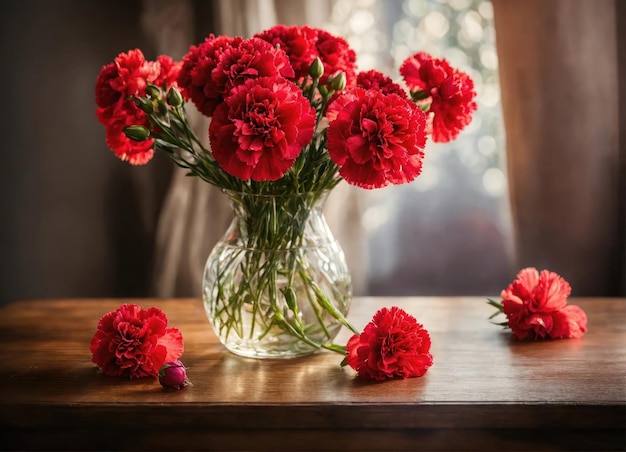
202;190;352;358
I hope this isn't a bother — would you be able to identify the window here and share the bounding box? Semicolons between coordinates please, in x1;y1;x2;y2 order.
326;0;512;295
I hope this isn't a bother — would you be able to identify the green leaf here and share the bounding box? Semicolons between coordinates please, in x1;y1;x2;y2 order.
282;287;298;312
486;298;504;311
487;298;506;322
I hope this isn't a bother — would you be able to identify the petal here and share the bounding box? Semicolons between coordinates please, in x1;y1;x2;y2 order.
550;305;588;339
160;327;184;362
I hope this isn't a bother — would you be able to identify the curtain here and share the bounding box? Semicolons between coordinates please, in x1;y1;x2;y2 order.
141;0;368;297
492;0;625;295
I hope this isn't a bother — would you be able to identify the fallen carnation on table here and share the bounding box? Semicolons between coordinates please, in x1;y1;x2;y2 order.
488;267;588;340
93;24;477;379
90;304;185;380
345;307;433;381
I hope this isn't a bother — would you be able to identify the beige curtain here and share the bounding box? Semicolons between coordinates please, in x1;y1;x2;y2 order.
141;0;367;297
492;0;625;295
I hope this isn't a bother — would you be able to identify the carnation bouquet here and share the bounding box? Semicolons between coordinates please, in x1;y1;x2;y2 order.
95;25;475;374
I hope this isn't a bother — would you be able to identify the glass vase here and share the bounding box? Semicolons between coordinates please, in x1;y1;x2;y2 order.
202;190;352;359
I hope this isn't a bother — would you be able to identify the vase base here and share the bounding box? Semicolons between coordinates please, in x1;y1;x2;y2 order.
222;342;320;359
221;335;319;359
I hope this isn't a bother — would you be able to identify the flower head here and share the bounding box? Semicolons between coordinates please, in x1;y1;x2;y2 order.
90;304;184;379
400;52;476;143
255;25;357;88
177;36;293;118
212;38;294;99
95;63;123;110
95;49;159;108
255;25;319;80
315;30;357;87
155;55;183;89
357;70;408;99
159;360;192;390
326;88;427;189
177;35;243;117
209;76;316;181
346;307;433;381
95;49;182;165
492;267;588;340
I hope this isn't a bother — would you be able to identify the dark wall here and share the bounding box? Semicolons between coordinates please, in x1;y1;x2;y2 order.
0;1;172;305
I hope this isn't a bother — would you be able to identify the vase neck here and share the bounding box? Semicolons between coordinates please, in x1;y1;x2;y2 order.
222;190;334;250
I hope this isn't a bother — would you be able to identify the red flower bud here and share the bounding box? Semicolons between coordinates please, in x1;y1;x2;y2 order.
158;360;192;390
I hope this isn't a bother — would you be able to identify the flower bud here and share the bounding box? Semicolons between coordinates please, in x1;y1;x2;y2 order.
134;97;154;114
328;72;347;92
165;88;185;107
410;90;429;102
158;360;192;390
146;84;160;99
308;57;324;80
157;100;168;116
123;125;150;141
166;87;184;107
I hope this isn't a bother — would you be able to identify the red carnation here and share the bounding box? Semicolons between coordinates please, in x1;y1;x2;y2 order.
400;51;446;92
400;52;476;143
211;37;294;99
500;268;587;340
326;88;427;189
177;35;243;117
256;26;357;87
104;118;154;165
95;63;123;110
95;49;159;110
95;49;162;165
316;30;357;87
209;76;316;181
155;55;182;89
90;304;184;379
95;49;159;115
255;25;319;80
357;70;408;99
346;307;433;381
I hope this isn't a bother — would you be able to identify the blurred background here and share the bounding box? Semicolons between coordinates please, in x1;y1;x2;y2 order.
325;0;512;296
0;0;623;306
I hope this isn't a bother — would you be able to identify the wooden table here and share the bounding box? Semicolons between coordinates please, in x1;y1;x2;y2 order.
0;297;624;451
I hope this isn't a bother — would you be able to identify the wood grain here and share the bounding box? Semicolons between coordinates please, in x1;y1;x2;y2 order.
0;297;624;450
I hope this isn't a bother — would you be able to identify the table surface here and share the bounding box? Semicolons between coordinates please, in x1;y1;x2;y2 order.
1;297;625;451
